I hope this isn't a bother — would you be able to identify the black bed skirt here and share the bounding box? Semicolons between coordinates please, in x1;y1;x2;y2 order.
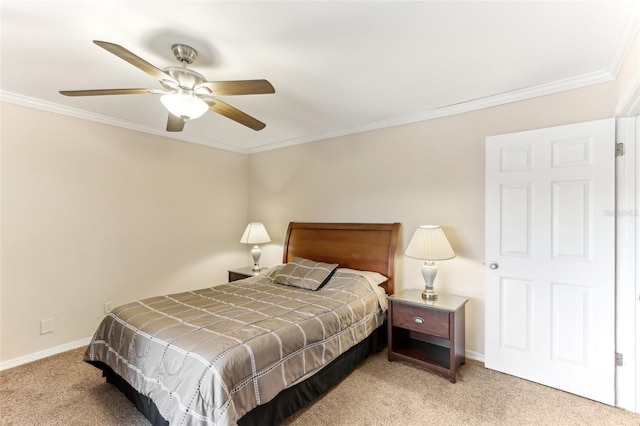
86;324;387;426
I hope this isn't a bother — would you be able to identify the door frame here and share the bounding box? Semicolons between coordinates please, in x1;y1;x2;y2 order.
616;81;639;412
616;116;637;412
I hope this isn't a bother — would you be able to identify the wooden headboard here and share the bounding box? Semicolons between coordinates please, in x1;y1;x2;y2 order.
282;222;401;295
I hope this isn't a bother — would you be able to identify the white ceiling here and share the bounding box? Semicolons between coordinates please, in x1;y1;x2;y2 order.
1;1;638;153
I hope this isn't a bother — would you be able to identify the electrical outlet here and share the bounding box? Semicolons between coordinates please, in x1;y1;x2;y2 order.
40;319;54;335
104;301;113;314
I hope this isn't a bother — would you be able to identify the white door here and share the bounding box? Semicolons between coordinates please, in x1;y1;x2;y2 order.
485;118;616;404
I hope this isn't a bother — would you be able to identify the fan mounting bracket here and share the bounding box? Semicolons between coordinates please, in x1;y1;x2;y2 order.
172;44;198;65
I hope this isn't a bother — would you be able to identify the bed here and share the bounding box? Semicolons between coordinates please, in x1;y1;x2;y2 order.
85;222;400;426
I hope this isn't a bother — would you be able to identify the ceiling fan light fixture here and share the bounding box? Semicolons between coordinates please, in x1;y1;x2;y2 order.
60;41;272;132
160;91;208;120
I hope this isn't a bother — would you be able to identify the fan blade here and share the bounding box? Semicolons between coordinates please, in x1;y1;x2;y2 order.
166;113;185;132
93;40;177;84
201;80;275;96
59;88;157;96
210;100;266;131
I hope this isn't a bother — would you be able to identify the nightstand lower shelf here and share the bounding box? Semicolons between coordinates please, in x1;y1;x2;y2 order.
390;338;451;370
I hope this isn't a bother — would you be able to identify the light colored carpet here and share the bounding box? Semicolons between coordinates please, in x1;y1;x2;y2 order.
0;347;638;426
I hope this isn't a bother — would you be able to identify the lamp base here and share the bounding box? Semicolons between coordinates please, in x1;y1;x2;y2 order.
251;245;262;272
421;260;438;300
422;288;438;300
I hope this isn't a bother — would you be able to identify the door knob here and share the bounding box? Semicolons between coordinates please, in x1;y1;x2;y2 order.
489;262;499;270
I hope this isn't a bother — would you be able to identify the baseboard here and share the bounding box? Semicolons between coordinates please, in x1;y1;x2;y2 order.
0;337;92;371
465;349;485;364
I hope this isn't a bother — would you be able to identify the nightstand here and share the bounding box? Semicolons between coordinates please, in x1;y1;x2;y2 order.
228;266;267;282
387;289;468;383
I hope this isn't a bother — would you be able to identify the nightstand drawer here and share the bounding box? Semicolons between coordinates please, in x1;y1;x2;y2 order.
392;303;449;338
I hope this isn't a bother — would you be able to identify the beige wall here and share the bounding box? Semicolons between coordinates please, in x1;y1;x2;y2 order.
0;103;249;362
248;81;618;357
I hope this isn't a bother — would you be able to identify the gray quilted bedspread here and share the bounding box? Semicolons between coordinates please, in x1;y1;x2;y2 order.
85;270;385;426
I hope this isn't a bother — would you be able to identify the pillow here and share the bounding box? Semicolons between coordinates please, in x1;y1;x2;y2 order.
336;268;388;286
336;268;389;311
270;257;339;290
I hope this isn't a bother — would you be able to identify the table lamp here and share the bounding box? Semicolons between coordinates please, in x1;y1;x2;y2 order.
405;225;455;300
240;222;271;271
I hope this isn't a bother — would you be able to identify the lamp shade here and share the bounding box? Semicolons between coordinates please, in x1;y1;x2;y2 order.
405;225;455;261
160;91;209;120
240;223;271;245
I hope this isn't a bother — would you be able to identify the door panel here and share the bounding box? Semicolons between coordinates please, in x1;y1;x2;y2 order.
552;180;591;259
485;118;615;405
499;277;532;352
501;184;532;256
551;282;588;364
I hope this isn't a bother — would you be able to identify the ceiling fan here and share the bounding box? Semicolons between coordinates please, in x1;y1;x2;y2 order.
60;40;275;132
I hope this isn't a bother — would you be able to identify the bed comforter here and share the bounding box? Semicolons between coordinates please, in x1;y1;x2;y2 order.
85;269;386;426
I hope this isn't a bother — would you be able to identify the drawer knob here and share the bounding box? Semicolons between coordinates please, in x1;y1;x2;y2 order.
413;316;425;324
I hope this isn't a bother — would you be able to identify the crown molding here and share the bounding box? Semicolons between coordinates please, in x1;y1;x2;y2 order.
0;68;617;155
0;91;246;153
247;69;615;153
